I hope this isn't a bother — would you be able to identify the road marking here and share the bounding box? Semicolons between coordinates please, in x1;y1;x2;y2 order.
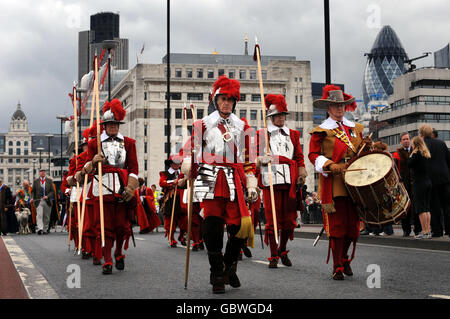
252;260;286;268
296;238;450;254
429;294;450;299
2;236;59;299
135;237;146;241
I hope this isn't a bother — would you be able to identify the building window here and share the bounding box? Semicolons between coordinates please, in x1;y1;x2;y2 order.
144;125;147;136
175;108;183;119
16;148;20;155
16;158;20;163
296;128;303;138
24;159;28;163
175;125;182;136
9;149;13;155
165;92;182;100
144;109;148;118
300;95;303;104
207;69;214;79
250;70;257;80
218;69;225;77
186;68;193;78
144;92;147;100
144;160;148;171
187;93;203;101
144;142;147;154
240;94;246;102
9;141;13;146
197;68;203;78
251;94;261;102
8;159;12;163
295;96;298;104
262;70;267;80
251;110;257;120
16;141;20;146
229;70;235;79
24;149;28;155
239;70;246;80
240;110;247;119
197;109;204;119
175;68;182;78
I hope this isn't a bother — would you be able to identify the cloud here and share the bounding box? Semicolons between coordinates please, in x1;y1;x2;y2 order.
0;0;448;133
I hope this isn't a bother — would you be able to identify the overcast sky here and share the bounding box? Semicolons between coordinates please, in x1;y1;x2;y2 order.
0;0;448;133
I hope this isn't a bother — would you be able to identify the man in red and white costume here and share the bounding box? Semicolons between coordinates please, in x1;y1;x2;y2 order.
255;94;307;268
81;99;139;275
159;155;188;247
181;75;257;294
308;85;372;280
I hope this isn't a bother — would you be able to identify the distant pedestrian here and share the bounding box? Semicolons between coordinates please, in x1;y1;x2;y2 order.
408;136;432;239
0;177;17;235
421;124;450;237
31;169;54;235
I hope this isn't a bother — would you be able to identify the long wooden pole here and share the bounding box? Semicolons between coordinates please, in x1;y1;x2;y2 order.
78;81;98;254
94;54;105;248
72;85;82;252
184;104;196;289
254;39;278;244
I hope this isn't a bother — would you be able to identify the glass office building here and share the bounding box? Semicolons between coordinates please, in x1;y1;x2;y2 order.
362;25;408;106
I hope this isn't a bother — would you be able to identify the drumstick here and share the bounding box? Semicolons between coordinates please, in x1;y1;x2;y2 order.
323;168;367;174
357;132;373;157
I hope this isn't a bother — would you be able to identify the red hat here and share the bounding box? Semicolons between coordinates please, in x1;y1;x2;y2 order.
101;99;126;124
211;76;240;109
88;120;103;138
81;128;90;145
265;94;289;117
313;85;357;112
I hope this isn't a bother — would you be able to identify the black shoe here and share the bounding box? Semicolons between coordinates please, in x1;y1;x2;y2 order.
37;230;43;235
332;267;344;280
115;255;125;271
199;242;205;250
210;272;225;294
102;264;113;275
224;263;240;288
343;261;353;276
268;257;278;269
279;251;292;267
82;251;91;260
360;229;369;235
402;231;411;237
93;257;101;265
242;246;252;258
192;244;199;252
432;233;443;238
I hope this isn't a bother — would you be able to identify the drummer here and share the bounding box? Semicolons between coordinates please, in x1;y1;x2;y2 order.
308;85;373;280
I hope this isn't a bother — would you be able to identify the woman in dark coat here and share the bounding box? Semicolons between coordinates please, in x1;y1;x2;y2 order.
408;136;432;239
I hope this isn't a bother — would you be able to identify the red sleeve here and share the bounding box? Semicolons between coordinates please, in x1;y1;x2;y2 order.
67;156;77;177
86;138;97;162
290;129;305;167
159;171;174;189
308;132;326;166
124;137;139;177
75;151;88;172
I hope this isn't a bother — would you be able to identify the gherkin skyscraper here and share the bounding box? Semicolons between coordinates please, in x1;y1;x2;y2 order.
362;25;408;106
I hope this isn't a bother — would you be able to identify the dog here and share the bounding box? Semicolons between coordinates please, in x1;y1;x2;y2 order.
15;208;31;235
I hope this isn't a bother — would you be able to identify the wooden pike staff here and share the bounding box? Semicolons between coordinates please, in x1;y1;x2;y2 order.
184;102;196;289
70;84;81;252
94;54;106;248
77;76;98;254
253;37;279;244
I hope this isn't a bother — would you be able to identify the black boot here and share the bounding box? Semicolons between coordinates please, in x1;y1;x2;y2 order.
279;250;292;267
332;266;344;280
210;271;225;294
102;263;113;275
224;262;241;288
242;246;252;258
343;259;353;276
115;255;125;271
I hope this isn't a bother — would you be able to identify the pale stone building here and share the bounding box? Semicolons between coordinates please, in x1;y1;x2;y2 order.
110;53;315;189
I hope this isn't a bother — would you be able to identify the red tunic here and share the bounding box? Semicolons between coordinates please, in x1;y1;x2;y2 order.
135;187;160;233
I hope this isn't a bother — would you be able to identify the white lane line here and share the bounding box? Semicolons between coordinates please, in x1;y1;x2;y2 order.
135;237;146;241
429;294;450;299
252;260;286;268
296;238;450;254
2;236;59;299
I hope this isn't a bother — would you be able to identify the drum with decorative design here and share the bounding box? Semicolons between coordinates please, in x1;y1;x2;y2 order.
344;150;410;225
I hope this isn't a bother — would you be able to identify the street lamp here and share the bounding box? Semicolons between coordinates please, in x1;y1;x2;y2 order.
32;159;37;181
36;147;44;170
56;115;68;182
46;134;54;176
102;40;119;102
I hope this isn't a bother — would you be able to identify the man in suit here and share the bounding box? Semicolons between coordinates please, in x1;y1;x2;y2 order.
31;169;54;235
0;177;16;235
420;124;450;237
393;132;422;236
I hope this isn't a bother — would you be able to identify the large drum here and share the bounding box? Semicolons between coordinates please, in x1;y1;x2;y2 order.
344;150;410;225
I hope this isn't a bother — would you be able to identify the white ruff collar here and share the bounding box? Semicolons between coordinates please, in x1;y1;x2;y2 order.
268;123;290;136
320;116;355;129
168;167;180;175
202;110;245;132
101;131;124;142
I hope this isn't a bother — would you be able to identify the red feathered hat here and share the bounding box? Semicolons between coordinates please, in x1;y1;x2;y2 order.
81;128;90;145
165;154;183;167
101;99;126;125
312;84;357;112
211;76;240;109
265;94;289;117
